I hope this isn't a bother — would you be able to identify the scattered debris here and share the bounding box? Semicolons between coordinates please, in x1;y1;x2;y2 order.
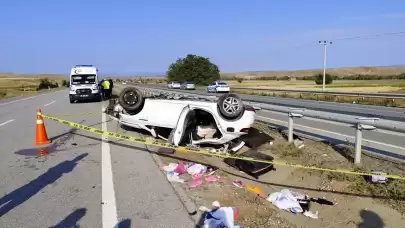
223;148;276;179
367;170;391;183
232;180;244;188
266;189;335;219
199;201;240;228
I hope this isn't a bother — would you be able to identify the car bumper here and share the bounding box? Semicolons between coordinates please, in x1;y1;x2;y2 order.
185;86;195;90
70;93;101;100
216;87;230;92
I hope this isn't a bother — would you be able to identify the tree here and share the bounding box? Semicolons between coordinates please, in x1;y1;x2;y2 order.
61;79;68;87
167;54;220;85
314;73;333;85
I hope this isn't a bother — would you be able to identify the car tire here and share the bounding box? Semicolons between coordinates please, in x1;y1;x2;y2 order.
217;93;244;119
69;98;74;104
118;87;144;114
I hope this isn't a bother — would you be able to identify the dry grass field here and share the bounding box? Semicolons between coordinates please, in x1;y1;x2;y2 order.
226;79;405;93
221;66;405;79
0;73;67;99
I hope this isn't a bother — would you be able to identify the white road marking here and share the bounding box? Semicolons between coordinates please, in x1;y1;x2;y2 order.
0;119;15;127
258;116;405;150
101;106;118;228
0;93;47;106
44;101;56;107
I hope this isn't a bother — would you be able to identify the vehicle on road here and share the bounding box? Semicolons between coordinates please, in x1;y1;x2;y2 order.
167;81;181;89
207;81;230;93
106;87;256;151
180;82;196;90
69;65;102;103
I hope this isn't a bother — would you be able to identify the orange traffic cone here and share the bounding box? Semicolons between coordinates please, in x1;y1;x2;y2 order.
34;109;51;145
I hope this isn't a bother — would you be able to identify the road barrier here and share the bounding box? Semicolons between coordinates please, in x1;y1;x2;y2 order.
38;110;405;180
126;86;405;164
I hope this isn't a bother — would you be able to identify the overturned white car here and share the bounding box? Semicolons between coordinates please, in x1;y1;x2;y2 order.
106;87;257;152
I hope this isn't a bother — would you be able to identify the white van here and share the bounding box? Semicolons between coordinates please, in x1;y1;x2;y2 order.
69;65;102;103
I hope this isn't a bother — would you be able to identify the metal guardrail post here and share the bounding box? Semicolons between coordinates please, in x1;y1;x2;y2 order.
354;117;378;164
287;108;305;143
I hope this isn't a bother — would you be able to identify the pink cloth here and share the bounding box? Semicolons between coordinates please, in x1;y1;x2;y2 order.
173;161;186;174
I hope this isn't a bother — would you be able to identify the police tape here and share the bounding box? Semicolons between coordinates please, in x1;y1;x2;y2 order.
40;113;405;181
45;111;103;116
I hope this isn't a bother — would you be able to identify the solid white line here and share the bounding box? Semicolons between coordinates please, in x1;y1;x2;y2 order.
0;119;15;127
101;106;118;228
258;116;405;150
44;101;56;107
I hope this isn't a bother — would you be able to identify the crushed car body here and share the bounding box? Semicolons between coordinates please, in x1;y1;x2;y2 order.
105;87;257;152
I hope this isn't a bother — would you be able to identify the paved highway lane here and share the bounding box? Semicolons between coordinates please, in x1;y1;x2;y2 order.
142;85;405;122
0;89;195;227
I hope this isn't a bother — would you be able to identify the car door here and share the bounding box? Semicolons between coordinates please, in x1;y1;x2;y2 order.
169;105;193;146
207;83;215;92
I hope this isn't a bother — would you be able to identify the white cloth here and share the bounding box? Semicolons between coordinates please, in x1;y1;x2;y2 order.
162;163;178;172
267;189;303;213
186;163;207;175
203;207;236;228
371;171;388;183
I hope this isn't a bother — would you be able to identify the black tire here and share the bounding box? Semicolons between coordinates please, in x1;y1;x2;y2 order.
217;93;244;119
69;96;74;104
118;87;144;113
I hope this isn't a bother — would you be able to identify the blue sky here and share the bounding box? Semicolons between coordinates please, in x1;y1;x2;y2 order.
1;0;404;75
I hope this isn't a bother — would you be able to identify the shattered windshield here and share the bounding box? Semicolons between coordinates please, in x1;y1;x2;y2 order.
71;75;96;85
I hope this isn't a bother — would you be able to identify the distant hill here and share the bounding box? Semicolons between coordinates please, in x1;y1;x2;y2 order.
221;66;405;79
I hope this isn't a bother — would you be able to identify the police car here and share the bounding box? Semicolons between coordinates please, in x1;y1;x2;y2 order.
206;80;230;93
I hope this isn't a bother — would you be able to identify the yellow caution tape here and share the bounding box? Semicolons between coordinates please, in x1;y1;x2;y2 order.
45;111;103;116
40;113;405;181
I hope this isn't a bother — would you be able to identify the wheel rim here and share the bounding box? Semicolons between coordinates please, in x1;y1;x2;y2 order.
222;97;240;114
123;92;138;105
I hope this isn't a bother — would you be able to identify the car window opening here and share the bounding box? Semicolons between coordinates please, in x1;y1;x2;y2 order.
191;109;222;141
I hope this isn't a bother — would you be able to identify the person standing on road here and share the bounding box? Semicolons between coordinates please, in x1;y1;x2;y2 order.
101;79;111;99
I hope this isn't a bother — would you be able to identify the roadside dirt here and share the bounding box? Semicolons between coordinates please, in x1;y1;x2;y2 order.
155;122;405;228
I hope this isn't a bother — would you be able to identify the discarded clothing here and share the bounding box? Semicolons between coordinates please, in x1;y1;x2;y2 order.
203;205;239;228
173;161;186;174
166;171;185;183
267;189;304;213
186;163;207;175
369;171;390;183
205;176;218;182
163;163;178;172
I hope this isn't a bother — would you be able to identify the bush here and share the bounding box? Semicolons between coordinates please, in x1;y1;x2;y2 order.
37;78;59;91
62;79;68;87
167;54;220;85
314;73;333;85
237;78;243;83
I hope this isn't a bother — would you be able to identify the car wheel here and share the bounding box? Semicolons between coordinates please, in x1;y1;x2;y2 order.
69;98;74;104
118;87;144;114
217;94;244;119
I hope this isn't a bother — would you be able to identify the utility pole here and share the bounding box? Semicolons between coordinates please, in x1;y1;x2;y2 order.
319;40;332;91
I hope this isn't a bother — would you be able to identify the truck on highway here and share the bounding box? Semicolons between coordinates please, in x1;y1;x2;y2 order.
69;65;102;103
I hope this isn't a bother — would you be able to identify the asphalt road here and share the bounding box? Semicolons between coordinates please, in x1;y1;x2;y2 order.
144;85;405;122
115;84;405;160
0;90;196;228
